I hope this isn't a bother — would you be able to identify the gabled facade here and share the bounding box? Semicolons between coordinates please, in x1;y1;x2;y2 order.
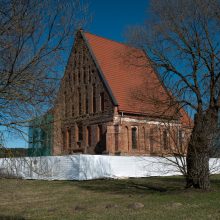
52;30;192;156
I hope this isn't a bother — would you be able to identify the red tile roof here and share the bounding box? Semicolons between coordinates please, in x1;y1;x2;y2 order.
83;31;191;126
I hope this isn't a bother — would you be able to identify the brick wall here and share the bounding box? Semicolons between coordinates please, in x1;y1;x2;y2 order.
106;114;190;156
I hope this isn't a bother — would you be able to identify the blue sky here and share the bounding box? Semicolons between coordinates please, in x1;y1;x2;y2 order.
88;0;149;42
5;0;149;148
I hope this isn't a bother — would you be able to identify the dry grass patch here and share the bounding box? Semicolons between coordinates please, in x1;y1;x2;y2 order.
0;176;220;219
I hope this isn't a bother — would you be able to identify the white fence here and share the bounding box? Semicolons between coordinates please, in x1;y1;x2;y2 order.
0;155;220;180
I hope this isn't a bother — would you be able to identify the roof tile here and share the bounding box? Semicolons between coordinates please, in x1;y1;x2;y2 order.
84;32;191;126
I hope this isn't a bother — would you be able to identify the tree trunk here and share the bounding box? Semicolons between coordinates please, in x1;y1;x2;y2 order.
186;140;210;189
186;108;218;190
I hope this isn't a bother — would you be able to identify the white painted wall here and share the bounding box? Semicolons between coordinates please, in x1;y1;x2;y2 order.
0;155;219;180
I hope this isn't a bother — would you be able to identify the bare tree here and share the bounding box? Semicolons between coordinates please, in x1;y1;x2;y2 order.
0;0;88;144
125;0;220;189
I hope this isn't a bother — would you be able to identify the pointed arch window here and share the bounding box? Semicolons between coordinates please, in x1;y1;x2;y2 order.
87;126;91;146
92;84;96;113
100;92;104;112
132;127;137;149
163;130;168;150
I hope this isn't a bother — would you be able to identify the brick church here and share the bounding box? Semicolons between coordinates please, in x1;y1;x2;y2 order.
52;30;192;156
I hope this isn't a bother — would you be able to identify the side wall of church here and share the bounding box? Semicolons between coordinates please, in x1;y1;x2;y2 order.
106;113;190;156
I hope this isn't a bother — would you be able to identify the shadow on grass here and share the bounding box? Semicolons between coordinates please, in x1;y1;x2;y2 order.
74;175;220;195
0;216;25;220
209;175;220;188
74;176;186;195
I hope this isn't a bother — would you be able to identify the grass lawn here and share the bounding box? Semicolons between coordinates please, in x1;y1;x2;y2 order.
1;175;220;220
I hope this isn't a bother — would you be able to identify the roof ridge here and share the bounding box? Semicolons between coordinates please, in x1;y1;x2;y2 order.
83;31;143;52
